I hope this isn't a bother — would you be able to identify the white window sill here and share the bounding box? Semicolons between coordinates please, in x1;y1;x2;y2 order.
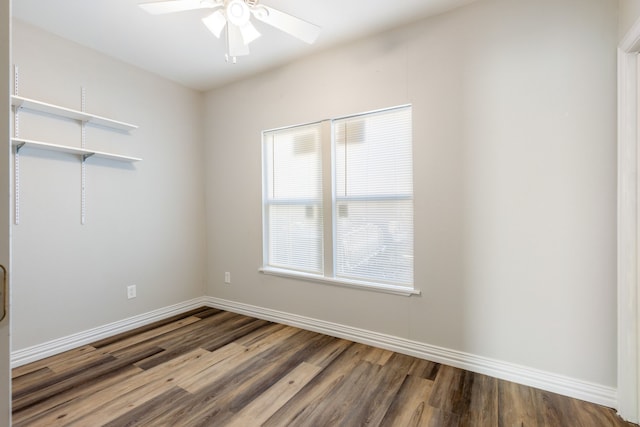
259;267;421;297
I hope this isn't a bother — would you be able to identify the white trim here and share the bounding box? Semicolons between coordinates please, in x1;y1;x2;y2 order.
259;267;421;297
618;16;640;424
10;297;208;368
203;296;617;409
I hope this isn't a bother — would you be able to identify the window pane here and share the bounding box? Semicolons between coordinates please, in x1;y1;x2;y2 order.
267;204;323;273
265;125;322;200
334;106;413;286
335;107;412;198
263;123;323;274
335;199;413;285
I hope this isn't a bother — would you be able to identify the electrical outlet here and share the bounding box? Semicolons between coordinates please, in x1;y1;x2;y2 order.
127;285;137;299
224;272;231;284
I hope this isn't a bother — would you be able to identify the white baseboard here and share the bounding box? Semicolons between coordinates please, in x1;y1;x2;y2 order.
11;297;209;368
203;296;617;409
11;295;618;410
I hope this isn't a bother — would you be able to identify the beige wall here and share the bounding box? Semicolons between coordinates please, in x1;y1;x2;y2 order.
204;0;618;387
619;0;640;39
11;21;207;350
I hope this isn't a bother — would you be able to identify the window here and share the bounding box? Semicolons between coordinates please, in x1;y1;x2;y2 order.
262;122;324;274
262;106;415;294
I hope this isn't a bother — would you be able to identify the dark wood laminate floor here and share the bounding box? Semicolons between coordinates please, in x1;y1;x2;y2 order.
11;307;637;426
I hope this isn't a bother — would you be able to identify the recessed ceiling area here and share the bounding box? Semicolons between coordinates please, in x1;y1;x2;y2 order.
12;0;476;91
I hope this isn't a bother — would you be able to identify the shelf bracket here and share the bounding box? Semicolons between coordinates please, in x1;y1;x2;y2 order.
82;153;94;162
15;142;25;154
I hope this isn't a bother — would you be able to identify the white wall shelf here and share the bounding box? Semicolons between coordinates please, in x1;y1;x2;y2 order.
11;66;141;225
11;95;138;132
12;138;142;163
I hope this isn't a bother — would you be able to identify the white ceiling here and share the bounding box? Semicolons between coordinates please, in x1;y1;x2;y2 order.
12;0;475;91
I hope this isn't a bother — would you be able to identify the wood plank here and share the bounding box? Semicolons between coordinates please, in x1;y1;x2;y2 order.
290;361;383;426
191;307;223;319
263;343;379;426
89;327;308;426
12;352;116;401
316;355;413;425
90;307;213;348
134;318;273;371
11;367;54;397
23;348;214;426
225;362;322;427
151;331;335;426
335;354;415;426
201;318;273;352
46;347;110;375
458;371;498;426
280;352;415;426
12;365;144;426
97;315;202;353
379;375;437;427
179;329;322;394
142;310;243;351
234;322;288;347
497;379;541;426
408;358;441;381
360;345;394;366
108;313;250;364
12;345;96;378
133;312;254;352
130;312;258;370
100;386;191;427
222;334;339;414
302;336;351;368
571;398;636;427
12;345;163;413
428;364;499;425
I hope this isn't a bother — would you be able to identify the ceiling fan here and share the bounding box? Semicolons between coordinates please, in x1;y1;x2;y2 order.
139;0;321;63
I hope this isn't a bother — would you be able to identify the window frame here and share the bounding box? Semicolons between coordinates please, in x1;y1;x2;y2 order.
260;106;420;297
261;121;325;275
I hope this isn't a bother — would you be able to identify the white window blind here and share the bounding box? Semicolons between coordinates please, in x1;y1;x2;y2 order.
263;123;324;274
334;106;413;286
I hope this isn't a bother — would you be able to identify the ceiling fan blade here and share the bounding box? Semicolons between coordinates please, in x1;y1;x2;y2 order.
239;21;261;45
252;5;320;44
139;0;215;15
202;9;227;38
227;24;250;57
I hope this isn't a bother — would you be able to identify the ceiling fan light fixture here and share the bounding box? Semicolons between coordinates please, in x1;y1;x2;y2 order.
239;21;261;45
202;9;227;38
227;23;250;57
